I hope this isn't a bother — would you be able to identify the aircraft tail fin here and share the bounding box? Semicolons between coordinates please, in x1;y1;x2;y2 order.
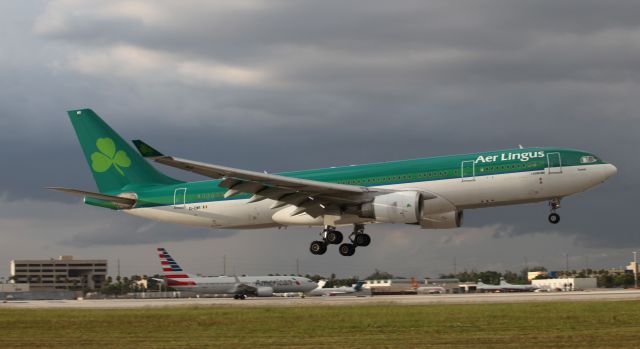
317;279;327;288
157;247;196;286
67;109;181;193
354;281;364;291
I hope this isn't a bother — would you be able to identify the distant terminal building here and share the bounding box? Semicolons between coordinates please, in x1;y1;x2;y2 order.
626;261;638;275
10;256;107;291
425;278;462;293
363;279;417;294
0;283;29;292
527;271;548;281
532;277;597;291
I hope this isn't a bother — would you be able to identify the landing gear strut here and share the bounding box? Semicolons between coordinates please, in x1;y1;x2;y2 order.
310;224;372;256
309;226;342;255
548;198;561;224
338;224;371;257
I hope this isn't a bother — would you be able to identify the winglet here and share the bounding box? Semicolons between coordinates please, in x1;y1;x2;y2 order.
132;140;164;158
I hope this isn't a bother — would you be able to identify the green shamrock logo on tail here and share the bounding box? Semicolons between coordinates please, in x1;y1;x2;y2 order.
91;138;131;176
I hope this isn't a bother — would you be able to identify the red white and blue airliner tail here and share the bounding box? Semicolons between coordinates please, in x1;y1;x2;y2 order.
157;247;196;286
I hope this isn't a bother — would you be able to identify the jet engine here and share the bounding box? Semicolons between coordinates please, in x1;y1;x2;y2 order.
418;194;463;229
360;191;421;224
255;286;274;297
360;191;463;228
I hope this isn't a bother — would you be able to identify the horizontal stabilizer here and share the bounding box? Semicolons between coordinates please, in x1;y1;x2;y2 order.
45;187;136;209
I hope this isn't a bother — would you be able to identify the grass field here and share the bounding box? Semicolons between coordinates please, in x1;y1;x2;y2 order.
1;301;639;348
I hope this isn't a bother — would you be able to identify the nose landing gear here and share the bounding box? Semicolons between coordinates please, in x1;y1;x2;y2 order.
548;198;561;224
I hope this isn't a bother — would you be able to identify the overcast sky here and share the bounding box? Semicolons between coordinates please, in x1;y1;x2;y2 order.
1;1;639;280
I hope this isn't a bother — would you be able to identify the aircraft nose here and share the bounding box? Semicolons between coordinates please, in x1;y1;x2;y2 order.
604;164;618;179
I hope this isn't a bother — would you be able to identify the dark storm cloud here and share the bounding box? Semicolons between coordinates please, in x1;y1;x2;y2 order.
0;1;639;277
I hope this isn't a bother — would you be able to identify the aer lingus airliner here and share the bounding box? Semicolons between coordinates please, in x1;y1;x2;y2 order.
49;109;617;256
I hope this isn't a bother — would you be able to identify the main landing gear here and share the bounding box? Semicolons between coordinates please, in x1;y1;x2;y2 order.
309;224;371;256
548;198;561;224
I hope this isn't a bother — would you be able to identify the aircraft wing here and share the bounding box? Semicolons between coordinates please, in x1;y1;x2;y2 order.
133;140;384;217
231;275;258;294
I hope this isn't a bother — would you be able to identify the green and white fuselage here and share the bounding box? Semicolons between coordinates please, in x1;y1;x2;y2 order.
50;109;617;256
123;148;615;229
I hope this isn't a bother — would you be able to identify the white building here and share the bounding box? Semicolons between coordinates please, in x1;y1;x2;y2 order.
532;278;597;291
527;271;548;281
363;279;416;292
10;256;107;291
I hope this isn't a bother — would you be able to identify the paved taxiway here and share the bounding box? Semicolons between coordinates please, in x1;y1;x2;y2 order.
2;289;640;308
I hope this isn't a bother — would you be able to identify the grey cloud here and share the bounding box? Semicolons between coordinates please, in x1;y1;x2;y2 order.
0;1;637;278
59;222;234;248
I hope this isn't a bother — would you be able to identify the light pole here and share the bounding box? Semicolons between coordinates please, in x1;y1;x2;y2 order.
633;251;638;289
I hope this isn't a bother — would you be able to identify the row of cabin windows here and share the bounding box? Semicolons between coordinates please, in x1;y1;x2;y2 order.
196;193;223;200
335;161;544;185
338;171;455;185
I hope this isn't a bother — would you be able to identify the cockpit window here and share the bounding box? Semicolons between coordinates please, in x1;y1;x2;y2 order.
580;155;597;164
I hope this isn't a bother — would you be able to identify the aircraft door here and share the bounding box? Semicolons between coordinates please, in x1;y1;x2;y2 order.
173;188;187;209
461;160;476;182
547;152;562;174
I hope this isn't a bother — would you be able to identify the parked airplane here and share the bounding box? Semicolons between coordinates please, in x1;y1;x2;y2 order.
49;109;617;256
476;278;539;292
498;277;539;292
307;279;366;296
476;279;504;293
156;247;317;299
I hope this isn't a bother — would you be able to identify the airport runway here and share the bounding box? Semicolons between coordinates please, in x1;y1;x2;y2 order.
2;289;640;309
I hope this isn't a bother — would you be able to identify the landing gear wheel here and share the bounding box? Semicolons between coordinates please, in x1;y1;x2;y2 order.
354;233;371;247
326;230;343;245
310;240;327;255
548;213;560;224
338;243;356;257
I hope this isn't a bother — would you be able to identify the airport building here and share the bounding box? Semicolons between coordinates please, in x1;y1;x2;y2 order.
0;283;29;292
527;271;548;281
425;278;462;293
532;277;597;291
10;256;107;291
363;279;417;293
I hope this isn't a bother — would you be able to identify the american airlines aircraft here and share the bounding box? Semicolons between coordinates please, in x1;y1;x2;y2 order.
49;109;617;256
157;248;317;299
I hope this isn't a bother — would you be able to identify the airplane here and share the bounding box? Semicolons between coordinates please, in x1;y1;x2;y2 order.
156;247;317;299
475;279;504;293
49;109;617;256
476;278;539;292
498;277;539;292
307;279;366;296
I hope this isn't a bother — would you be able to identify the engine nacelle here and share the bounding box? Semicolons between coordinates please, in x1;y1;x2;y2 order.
419;195;463;229
420;209;463;229
255;286;274;297
361;191;421;224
